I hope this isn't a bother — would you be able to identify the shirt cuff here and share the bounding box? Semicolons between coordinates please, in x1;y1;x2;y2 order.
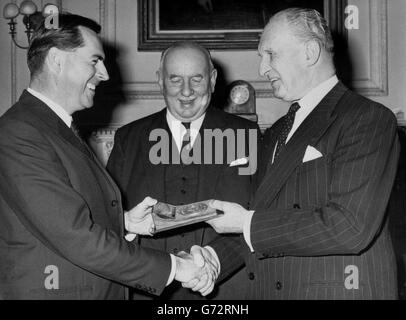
204;245;221;275
124;233;137;242
166;254;177;286
243;210;255;252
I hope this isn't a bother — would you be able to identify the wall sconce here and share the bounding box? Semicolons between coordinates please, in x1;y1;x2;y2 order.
3;1;38;49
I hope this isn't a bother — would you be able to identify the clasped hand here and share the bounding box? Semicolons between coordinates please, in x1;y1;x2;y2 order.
175;245;220;296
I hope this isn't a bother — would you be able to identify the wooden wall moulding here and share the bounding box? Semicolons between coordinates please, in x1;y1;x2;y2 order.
350;0;388;96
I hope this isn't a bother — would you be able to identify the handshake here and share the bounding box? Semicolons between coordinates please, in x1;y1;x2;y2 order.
124;197;221;296
174;245;220;296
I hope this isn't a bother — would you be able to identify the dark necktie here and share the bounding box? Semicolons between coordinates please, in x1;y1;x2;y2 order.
273;102;300;161
181;122;191;151
70;122;83;142
181;122;192;164
70;122;94;158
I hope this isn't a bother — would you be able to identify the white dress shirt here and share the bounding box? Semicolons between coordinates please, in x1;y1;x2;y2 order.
166;109;206;152
244;75;339;252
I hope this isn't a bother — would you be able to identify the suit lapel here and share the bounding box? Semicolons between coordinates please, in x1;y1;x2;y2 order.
19;91;125;234
144;109;168;201
60;122;94;159
196;108;227;201
257;119;283;184
254;82;347;208
19;91;94;159
194;108;227;245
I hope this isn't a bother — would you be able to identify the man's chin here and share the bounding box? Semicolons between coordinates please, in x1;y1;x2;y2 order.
178;108;198;120
179;115;197;122
83;98;95;109
272;88;285;100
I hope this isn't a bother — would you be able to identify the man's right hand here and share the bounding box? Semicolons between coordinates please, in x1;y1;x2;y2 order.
181;245;220;296
174;250;217;296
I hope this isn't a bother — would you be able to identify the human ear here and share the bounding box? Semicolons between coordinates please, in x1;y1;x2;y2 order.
305;40;321;66
210;68;217;91
46;47;64;74
156;70;164;93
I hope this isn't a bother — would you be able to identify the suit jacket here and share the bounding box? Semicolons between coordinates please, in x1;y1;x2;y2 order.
107;107;259;299
0;91;171;300
211;82;400;299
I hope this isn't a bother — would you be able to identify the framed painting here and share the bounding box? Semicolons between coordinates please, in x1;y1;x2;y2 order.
138;0;347;51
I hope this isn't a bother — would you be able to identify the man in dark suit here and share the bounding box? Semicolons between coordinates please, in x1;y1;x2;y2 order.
107;41;258;299
197;8;400;299
0;14;214;300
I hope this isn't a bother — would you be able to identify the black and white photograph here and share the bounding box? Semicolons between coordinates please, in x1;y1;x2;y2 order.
0;0;406;310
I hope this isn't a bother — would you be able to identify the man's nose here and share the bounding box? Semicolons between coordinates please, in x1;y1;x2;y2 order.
181;81;194;97
96;61;110;81
259;58;270;78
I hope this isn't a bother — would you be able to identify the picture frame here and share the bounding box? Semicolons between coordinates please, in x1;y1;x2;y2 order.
138;0;347;51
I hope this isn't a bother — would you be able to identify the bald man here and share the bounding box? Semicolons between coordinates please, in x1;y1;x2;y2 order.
107;41;259;299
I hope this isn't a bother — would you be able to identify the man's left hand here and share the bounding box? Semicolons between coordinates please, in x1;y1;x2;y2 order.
207;200;248;233
124;196;157;236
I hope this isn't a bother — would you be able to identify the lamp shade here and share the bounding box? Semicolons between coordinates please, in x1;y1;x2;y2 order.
3;3;19;19
19;0;37;15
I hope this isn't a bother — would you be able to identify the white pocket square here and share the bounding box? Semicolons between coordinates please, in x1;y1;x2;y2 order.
230;157;249;167
302;145;323;163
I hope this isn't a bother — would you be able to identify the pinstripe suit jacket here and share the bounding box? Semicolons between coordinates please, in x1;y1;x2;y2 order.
211;82;400;299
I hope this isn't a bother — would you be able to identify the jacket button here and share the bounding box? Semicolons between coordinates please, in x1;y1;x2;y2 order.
248;272;255;280
293;203;301;209
181;189;186;194
173;248;178;254
276;281;282;290
111;200;118;207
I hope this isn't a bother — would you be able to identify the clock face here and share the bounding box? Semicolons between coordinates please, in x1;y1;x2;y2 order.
230;85;250;105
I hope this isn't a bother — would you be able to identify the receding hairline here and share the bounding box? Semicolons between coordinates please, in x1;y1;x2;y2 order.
159;42;214;72
262;8;335;58
265;13;294;37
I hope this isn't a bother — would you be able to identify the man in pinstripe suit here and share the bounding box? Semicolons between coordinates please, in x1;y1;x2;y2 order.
188;8;400;299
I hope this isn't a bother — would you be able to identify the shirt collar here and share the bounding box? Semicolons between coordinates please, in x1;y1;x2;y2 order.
297;75;339;110
284;75;339;145
166;109;206;150
27;87;72;128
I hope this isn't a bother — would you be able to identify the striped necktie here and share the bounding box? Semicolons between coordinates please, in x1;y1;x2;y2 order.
181;122;191;151
180;122;192;164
